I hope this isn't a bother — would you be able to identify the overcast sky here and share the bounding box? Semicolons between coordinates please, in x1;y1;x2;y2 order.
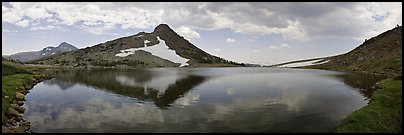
2;2;402;65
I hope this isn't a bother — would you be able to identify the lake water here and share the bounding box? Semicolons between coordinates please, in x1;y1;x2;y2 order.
23;67;384;133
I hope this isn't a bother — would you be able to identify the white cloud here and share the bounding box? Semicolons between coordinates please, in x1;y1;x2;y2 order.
268;45;279;49
214;48;222;52
174;26;201;40
252;50;261;53
280;43;290;48
268;43;290;49
2;2;402;40
2;2;163;35
2;29;18;32
15;19;30;27
30;25;55;31
226;38;236;43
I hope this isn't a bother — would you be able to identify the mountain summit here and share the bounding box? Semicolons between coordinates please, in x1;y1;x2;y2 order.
34;24;241;67
58;42;77;49
6;42;78;62
152;24;223;65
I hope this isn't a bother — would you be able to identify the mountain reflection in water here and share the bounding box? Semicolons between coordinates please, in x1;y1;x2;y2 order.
45;69;207;109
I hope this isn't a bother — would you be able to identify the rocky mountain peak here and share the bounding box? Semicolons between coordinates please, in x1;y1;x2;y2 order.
58;42;75;48
154;24;171;31
153;24;176;36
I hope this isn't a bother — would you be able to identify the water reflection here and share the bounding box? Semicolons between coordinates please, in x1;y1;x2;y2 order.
23;68;384;132
330;72;386;100
45;69;206;109
43;78;76;90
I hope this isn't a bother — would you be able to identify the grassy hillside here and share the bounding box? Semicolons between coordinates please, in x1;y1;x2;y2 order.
306;26;402;77
31;24;244;68
268;57;330;67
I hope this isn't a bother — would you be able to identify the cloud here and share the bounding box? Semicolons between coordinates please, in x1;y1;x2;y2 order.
2;2;402;40
175;93;200;107
268;43;290;49
15;19;30;27
84;27;108;35
252;50;261;53
2;2;163;35
280;43;290;48
214;48;222;52
226;38;236;43
30;25;55;31
2;29;18;32
174;26;201;40
268;45;279;49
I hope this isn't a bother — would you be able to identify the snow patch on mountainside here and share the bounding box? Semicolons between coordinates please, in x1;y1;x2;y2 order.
115;36;190;67
278;59;330;68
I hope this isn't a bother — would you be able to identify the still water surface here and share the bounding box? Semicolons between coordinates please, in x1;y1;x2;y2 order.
23;67;384;133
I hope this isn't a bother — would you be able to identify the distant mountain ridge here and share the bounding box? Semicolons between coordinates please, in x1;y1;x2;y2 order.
33;24;242;67
6;42;78;62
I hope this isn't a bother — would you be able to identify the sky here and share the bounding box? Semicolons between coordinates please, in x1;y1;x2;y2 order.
2;2;402;65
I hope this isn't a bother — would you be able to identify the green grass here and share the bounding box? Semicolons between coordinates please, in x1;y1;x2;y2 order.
2;63;32;76
337;78;402;133
2;60;50;127
2;74;38;124
302;58;401;78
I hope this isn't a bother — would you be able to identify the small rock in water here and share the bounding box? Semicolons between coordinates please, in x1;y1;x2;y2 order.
17;101;24;106
24;85;32;90
16;116;23;121
20;91;27;95
14;106;26;113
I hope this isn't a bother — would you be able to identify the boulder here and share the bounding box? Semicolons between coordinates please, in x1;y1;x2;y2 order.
11;104;20;109
7;108;20;117
14;126;28;133
24;85;32;90
11;104;25;113
17;101;24;106
15;92;25;101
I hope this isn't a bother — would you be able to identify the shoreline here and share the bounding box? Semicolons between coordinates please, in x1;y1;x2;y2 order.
337;77;402;132
2;74;53;133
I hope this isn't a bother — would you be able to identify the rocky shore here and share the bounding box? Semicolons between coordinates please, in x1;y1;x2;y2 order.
2;74;53;133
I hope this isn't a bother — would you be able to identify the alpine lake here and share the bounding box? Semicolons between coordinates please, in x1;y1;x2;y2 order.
22;67;385;133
